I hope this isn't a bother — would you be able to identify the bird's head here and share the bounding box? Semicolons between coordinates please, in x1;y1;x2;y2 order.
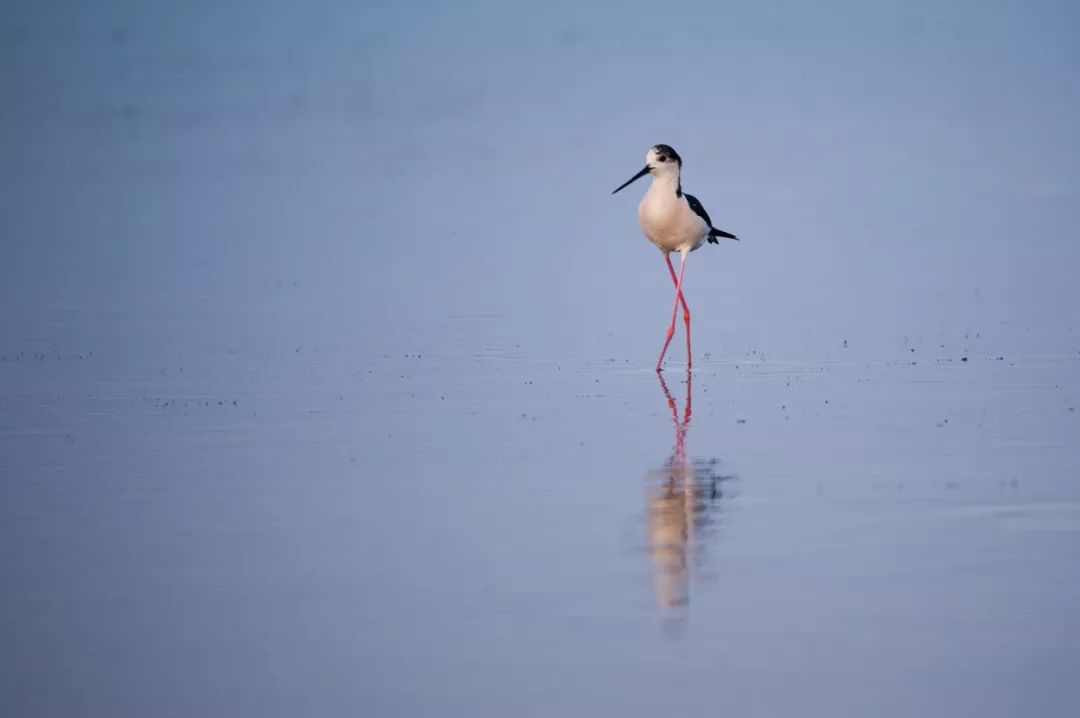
612;144;682;194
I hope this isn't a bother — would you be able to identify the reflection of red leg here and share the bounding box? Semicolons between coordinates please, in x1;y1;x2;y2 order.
656;369;691;481
656;370;689;455
665;255;692;368
683;368;692;426
657;252;687;372
657;371;678;424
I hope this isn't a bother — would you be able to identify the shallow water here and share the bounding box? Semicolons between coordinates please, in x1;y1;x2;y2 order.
2;306;1078;716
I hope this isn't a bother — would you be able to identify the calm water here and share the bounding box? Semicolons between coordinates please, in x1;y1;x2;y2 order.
2;306;1078;716
4;1;1080;715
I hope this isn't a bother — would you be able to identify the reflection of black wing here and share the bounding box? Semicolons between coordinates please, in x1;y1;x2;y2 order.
686;193;739;243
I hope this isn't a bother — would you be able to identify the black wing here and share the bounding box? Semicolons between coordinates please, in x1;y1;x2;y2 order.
684;193;713;227
685;193;739;243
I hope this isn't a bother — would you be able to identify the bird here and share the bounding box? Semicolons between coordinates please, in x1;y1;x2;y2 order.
612;144;738;372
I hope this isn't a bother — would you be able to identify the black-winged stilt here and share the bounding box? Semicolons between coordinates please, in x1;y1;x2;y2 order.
613;144;739;372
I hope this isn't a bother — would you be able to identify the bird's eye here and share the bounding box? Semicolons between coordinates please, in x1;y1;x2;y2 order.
657;155;667;162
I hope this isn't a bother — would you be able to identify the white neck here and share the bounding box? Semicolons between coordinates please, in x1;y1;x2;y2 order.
649;171;681;195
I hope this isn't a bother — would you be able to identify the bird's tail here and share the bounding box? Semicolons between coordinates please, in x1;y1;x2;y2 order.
707;228;739;244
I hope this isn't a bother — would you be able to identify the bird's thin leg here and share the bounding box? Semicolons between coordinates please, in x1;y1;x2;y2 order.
665;254;692;368
657;251;687;372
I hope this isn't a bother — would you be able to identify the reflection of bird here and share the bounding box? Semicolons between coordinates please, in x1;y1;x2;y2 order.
647;371;734;608
612;144;739;371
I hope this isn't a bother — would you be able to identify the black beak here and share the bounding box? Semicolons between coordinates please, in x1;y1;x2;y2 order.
612;165;651;195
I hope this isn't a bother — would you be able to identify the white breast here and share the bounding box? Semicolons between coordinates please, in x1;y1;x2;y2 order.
637;181;710;254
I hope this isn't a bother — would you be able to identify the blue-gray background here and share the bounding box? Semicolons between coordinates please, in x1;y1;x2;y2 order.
5;0;1079;352
3;1;1079;716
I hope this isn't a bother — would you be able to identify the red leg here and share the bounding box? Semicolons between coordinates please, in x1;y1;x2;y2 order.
665;255;692;368
657;251;687;372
